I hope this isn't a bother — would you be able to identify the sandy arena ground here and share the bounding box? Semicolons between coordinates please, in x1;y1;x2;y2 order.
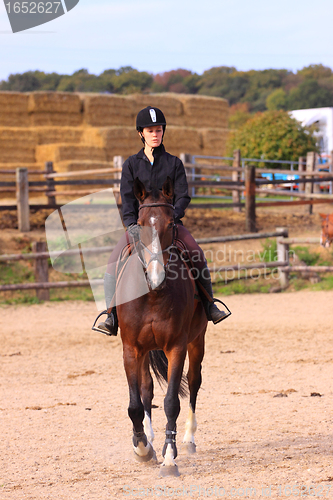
1;289;333;500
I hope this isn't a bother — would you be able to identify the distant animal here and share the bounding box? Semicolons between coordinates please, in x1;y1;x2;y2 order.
319;213;333;247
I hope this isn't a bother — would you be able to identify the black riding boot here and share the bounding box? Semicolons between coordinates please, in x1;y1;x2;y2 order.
92;273;118;336
197;268;231;324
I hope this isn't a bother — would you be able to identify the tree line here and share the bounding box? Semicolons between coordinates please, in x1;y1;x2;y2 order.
1;64;332;116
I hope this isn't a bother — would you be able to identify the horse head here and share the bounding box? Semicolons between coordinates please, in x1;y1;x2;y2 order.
319;213;333;248
134;177;175;290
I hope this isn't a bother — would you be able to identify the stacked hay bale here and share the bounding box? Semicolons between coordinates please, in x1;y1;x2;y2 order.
28;92;82;126
82;94;133;127
0;90;229;202
0;92;30;127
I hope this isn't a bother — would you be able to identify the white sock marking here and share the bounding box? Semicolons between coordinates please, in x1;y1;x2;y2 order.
183;406;197;444
143;412;154;445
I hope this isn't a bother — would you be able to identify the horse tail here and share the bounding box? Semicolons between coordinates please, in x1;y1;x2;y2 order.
148;350;188;398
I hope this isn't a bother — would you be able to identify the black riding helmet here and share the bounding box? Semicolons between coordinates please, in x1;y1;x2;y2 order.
136;106;166;131
136;106;166;147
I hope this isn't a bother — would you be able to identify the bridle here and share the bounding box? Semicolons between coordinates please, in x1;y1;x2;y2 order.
137;202;176;274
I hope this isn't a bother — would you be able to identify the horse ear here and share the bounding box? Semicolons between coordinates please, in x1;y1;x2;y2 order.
162;176;174;202
133;177;147;202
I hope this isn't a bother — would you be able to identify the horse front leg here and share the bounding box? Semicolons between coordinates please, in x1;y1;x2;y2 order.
183;331;205;454
123;345;154;463
160;347;187;477
140;353;156;460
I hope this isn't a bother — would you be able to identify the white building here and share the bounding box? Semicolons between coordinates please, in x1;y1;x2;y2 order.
289;107;333;161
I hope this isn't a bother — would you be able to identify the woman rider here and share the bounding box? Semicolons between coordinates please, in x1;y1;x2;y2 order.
93;106;229;335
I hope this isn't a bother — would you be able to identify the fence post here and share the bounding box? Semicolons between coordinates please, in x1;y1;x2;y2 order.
32;241;50;301
45;161;56;206
276;227;289;288
16;168;30;232
305;152;316;214
232;149;241;212
245;165;256;232
113;155;123;205
180;153;195;198
298;156;305;193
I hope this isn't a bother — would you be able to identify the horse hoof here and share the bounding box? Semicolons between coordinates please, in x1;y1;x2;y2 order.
133;443;154;463
184;442;196;454
159;464;180;477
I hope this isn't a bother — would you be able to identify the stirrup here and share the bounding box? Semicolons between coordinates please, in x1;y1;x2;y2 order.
210;298;232;324
92;310;114;336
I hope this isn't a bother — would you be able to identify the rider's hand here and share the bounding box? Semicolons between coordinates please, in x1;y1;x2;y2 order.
127;223;141;243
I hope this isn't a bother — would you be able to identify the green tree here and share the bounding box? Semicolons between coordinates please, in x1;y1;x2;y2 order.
266;88;287;110
226;110;318;163
287;79;333;109
297;64;333;80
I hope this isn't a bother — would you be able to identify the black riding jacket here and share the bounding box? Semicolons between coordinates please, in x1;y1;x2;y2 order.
120;144;191;227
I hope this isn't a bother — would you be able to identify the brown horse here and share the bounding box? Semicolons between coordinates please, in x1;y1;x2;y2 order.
319;213;333;247
117;177;208;477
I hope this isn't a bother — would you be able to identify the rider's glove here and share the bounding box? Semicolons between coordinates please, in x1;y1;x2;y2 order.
127;223;141;243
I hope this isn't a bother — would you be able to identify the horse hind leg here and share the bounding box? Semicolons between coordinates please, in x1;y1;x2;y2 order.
159;347;187;477
183;332;204;454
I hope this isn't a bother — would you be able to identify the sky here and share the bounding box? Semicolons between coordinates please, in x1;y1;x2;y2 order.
0;0;333;81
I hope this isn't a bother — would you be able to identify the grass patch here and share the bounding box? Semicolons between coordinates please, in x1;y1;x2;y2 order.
214;277;272;295
259;239;278;263
0;261;35;284
293;246;320;266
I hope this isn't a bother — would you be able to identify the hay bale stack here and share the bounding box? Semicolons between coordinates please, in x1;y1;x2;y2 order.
80;127;105;148
0;92;30;127
82;94;134;127
164;126;202;157
200;128;229;156
97;127;140;161
36;144;107;164
28;92;83;126
35;126;84;145
0;127;37;163
179;95;228;129
129;93;184;126
55;160;114;174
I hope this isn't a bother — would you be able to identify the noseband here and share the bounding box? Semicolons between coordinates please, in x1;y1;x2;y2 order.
137;202;176;274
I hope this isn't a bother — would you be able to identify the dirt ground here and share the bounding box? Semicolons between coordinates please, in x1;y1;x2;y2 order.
1;205;333;500
1;292;333;500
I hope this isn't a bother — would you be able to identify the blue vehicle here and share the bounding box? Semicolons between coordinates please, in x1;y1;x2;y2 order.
259;172;299;190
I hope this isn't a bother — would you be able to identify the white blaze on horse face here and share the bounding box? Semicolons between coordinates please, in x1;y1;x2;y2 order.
146;216;165;289
183;405;197;445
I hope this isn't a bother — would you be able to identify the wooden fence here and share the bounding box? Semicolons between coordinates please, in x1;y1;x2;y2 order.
1;228;332;299
1;151;333;233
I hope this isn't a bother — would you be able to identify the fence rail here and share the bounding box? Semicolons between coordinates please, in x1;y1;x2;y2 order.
1;151;333;233
0;229;330;298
